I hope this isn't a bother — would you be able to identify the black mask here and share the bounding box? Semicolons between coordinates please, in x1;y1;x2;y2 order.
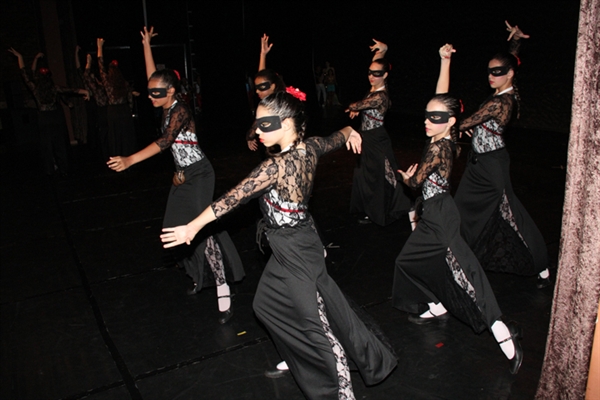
425;111;451;124
256;115;282;132
148;87;168;98
368;69;385;77
488;65;511;77
256;81;273;91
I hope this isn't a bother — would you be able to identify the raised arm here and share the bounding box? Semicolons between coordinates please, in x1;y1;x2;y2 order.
141;26;158;79
505;20;529;57
31;52;44;72
258;33;273;71
436;44;455;94
7;47;25;69
370;39;388;61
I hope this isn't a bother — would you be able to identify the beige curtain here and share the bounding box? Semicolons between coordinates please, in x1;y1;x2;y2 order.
535;0;600;398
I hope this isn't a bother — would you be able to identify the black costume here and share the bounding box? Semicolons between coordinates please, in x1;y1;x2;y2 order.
158;100;244;291
454;90;548;275
211;132;397;399
393;138;503;333
348;89;411;225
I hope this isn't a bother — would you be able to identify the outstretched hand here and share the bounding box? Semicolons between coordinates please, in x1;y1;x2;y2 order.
370;39;388;55
97;38;105;47
345;109;359;119
35;52;44;59
141;26;158;46
346;129;362;154
505;20;530;41
7;47;22;58
439;43;456;59
260;34;273;55
398;164;418;182
161;226;197;248
107;156;132;172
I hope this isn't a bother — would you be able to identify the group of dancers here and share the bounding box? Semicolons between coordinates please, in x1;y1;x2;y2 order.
11;19;551;399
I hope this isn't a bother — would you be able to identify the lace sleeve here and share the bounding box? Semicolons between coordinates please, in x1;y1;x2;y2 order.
306;131;346;157
459;95;514;131
406;141;444;189
211;158;279;218
155;103;191;151
348;91;386;111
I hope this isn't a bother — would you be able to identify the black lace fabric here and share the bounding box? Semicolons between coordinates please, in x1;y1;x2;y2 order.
155;101;205;168
20;68;78;111
348;90;390;131
406;138;453;200
82;68;109;107
212;131;347;227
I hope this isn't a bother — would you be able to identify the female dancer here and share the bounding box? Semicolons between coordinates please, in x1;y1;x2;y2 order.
96;38;138;157
247;34;286;151
161;90;397;399
346;39;411;225
107;27;244;324
392;44;523;374
454;21;550;288
8;48;89;177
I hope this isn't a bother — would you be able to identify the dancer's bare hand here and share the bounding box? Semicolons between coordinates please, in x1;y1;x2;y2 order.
141;26;158;46
370;39;388;55
247;139;258;151
505;20;530;41
345;109;359;119
260;33;273;55
161;226;196;248
460;129;473;138
97;38;105;48
107;156;131;172
346;129;362;154
7;47;22;58
398;164;418;181
439;43;456;59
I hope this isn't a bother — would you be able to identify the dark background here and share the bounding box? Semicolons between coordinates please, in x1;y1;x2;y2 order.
0;0;580;143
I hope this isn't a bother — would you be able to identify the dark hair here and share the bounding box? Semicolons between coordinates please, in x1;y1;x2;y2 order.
33;70;57;105
490;51;521;119
149;68;184;101
371;57;391;89
255;68;286;93
429;93;462;158
259;91;306;156
107;63;129;100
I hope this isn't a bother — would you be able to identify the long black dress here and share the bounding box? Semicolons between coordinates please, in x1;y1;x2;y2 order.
210;132;397;400
393;138;503;334
348;89;411;225
454;91;548;275
158;100;244;291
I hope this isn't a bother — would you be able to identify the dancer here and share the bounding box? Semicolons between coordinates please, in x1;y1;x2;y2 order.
161;90;397;399
392;44;523;375
346;39;411;226
454;21;550;288
107;26;244;324
8;48;89;177
247;33;286;151
96;38;138;157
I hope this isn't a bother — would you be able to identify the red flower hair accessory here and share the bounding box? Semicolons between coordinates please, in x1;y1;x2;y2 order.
110;60;119;67
459;99;464;113
173;69;181;80
38;67;50;75
514;55;522;66
286;86;306;101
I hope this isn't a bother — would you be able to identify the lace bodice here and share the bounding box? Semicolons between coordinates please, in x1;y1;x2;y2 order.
460;93;515;154
155;100;205;168
211;131;347;228
98;56;132;106
348;90;390;131
82;68;109;107
20;68;79;112
406;138;454;200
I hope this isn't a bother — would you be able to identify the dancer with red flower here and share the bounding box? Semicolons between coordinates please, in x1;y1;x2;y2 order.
162;90;397;400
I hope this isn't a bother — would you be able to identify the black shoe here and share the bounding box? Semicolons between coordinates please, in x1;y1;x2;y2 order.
264;366;289;379
504;321;524;375
408;312;450;325
218;309;233;324
186;283;200;295
536;275;551;289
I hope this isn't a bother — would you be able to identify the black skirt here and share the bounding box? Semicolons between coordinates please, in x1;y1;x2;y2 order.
253;221;397;399
392;193;502;334
350;126;411;226
454;148;548;275
162;158;244;287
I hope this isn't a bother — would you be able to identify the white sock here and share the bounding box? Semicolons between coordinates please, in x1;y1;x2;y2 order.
408;210;418;231
217;283;231;312
491;320;515;359
277;361;289;370
419;302;448;318
538;269;550;279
